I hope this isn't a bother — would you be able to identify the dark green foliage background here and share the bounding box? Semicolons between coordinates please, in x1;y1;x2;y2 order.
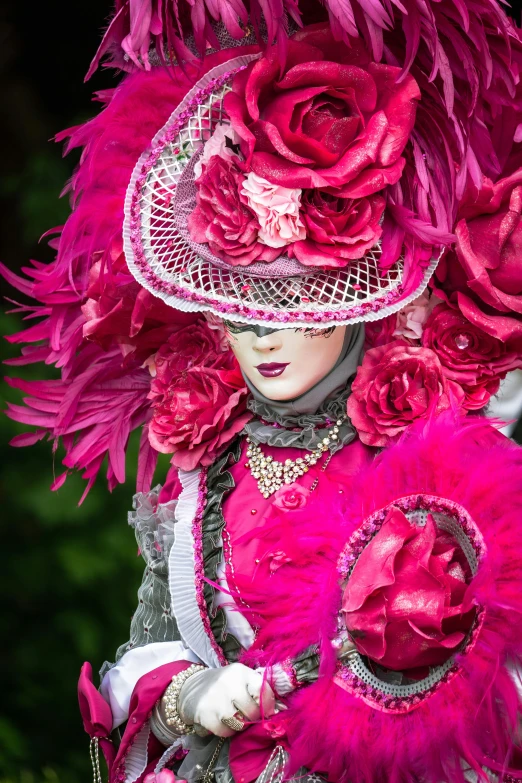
0;3;166;781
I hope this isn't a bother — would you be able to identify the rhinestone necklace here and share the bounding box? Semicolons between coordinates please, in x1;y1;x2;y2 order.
245;417;346;498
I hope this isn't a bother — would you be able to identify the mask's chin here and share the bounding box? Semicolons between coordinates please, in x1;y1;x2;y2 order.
247;371;318;402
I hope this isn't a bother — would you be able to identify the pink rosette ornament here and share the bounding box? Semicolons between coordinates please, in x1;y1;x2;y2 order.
422;304;522;411
342;507;476;672
393;291;435;341
241;173;305;249
347;343;463;446
273;484;310;511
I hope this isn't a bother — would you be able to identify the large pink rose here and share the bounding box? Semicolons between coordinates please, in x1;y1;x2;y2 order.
347;342;463;447
148;362;252;471
224;25;420;194
342;507;475;671
422;304;521;411
435;169;522;341
289;191;384;267
188;155;279;266
150;321;226;381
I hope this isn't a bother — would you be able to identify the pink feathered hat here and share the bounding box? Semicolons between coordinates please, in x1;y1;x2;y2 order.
122;14;471;327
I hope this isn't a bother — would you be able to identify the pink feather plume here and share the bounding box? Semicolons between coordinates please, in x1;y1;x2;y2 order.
1;60;229;500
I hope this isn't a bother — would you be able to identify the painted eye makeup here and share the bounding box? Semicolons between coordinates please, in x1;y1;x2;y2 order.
223;321;337;339
223;321;283;338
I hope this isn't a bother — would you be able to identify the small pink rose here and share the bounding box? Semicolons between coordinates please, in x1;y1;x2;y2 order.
290;190;384;268
241;173;305;249
188;156;279;266
273;484;310;511
422;303;521;410
193;124;241;179
148;352;252;470
267;550;292;573
393;291;437;341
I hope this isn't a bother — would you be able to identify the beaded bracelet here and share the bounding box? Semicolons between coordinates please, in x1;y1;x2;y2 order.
163;663;206;735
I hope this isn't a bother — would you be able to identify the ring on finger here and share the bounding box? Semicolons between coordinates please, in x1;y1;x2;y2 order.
221;714;245;732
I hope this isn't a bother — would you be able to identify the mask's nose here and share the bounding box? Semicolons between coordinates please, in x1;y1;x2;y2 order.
255;326;281;338
252;328;283;353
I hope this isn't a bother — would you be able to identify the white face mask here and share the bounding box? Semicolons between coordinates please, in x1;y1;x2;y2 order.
223;321;347;401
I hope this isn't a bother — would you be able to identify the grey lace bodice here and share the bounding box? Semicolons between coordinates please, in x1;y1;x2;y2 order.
113;487;181;664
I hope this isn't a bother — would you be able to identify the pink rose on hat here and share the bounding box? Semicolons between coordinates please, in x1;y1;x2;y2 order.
241;173;305;248
188;155;280;266
224;26;420;194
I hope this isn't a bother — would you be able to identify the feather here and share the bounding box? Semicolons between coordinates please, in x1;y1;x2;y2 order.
136;423;159;493
84;0;519;135
0;62;222;499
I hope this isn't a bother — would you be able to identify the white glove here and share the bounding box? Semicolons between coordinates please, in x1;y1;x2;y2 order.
178;663;276;737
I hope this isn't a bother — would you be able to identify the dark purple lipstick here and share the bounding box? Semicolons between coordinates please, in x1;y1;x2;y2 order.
255;362;290;378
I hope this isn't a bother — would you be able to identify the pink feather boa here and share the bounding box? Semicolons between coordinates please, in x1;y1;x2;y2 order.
233;413;522;783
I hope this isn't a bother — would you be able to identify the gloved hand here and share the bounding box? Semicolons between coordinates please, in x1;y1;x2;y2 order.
178;662;276;737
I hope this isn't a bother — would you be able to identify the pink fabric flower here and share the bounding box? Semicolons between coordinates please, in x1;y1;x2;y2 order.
273;484;310;510
224;26;420;194
292;190;385;267
342;507;475;671
188;156;279;266
290;191;384;267
435;170;522;341
193;124;241;179
267;550;293;573
422;303;521;411
152;322;227;382
148;340;252;470
149;363;251;471
347;342;463;447
393;291;435;341
241;173;305;248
